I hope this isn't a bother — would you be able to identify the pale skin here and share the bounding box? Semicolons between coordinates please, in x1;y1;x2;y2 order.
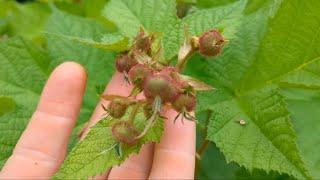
0;62;196;179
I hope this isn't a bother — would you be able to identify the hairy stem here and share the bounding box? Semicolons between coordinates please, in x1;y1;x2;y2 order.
134;96;162;139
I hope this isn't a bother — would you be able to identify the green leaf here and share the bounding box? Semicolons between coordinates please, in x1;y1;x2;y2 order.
46;8;110;42
196;0;238;9
45;9;116;126
206;87;309;179
0;96;16;117
280;61;320;89
1;1;51;44
188;1;320;178
45;32;129;52
54;108;164;179
53;119;118;179
187;4;311;178
44;3;128;52
196;113;294;180
0;37;49;167
283;88;320;178
184;0;246;38
238;0;320;93
103;0;177;39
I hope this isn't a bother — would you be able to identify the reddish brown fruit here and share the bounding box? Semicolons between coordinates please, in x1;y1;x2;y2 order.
160;66;184;88
145;75;177;102
128;64;153;89
160;66;192;91
108;99;128;118
143;74;179;103
115;54;138;73
199;29;225;57
172;93;196;112
112;121;139;145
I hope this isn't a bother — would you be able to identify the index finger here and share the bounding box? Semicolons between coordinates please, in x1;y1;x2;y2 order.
0;62;87;179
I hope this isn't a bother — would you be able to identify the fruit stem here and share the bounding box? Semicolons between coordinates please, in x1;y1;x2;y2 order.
196;139;210;159
195;110;212;177
134;96;162;139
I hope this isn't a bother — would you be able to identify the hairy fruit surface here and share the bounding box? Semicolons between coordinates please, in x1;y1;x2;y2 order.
143;74;179;103
108;99;128;119
173;93;196;112
199;29;225;57
111;121;139;145
128;64;153;89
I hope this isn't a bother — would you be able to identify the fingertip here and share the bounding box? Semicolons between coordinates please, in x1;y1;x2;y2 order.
41;61;87;103
52;61;87;83
37;61;88;121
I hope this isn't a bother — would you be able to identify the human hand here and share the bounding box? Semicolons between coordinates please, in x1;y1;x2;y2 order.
0;62;196;179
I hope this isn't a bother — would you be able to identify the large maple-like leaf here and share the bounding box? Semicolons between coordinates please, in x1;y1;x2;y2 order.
192;0;320;179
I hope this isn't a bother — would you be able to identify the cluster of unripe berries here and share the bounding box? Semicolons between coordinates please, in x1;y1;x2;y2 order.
107;29;226;145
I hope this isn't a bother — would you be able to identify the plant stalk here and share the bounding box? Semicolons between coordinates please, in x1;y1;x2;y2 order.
194;110;212;177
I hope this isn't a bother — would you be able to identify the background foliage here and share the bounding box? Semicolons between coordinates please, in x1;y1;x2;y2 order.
1;0;320;179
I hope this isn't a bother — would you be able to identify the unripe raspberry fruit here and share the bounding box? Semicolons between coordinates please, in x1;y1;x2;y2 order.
172;93;196;112
115;54;138;73
160;66;190;90
199;29;225;57
112;121;139;145
108;99;128;119
128;64;153;89
143;74;179;103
